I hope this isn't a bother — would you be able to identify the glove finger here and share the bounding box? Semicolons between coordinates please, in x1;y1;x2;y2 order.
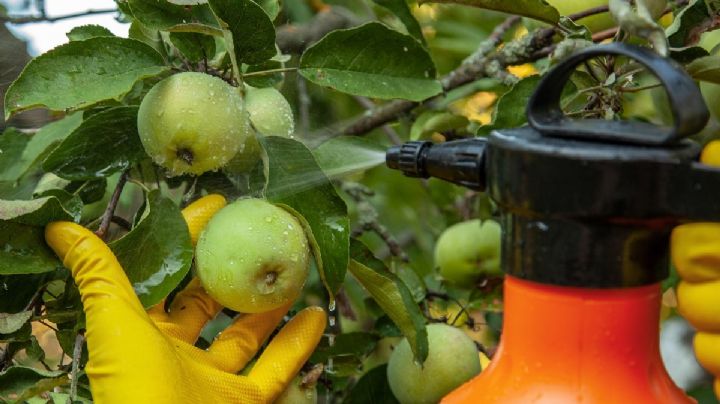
182;194;227;246
677;280;720;332
671;224;720;283
694;332;720;376
45;222;150;348
248;306;326;401
154;278;222;343
207;304;289;373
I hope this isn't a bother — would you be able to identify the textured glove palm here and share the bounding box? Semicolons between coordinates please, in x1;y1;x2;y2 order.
45;194;326;404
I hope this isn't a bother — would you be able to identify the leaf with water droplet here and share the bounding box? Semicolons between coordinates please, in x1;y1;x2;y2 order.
109;190;193;307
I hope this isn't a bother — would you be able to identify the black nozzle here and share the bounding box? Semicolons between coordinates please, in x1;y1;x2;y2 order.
386;138;488;190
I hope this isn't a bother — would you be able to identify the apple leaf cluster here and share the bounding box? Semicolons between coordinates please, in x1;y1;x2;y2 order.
1;0;720;402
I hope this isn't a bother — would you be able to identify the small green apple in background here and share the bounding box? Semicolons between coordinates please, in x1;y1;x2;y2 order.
224;86;295;174
434;219;502;285
244;86;295;138
137;72;250;176
387;323;481;404
195;198;310;313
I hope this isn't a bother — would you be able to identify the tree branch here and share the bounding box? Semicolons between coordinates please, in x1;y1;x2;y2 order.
1;8;117;24
343;20;553;136
341;0;632;137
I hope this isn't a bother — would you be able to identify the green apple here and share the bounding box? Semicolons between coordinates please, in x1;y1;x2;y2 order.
387;324;481;404
434;219;502;285
195;198;310;313
245;86;295;138
275;376;317;404
137;72;250;176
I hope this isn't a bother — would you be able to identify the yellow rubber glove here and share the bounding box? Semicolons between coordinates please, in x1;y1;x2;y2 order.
672;140;720;399
45;194;327;404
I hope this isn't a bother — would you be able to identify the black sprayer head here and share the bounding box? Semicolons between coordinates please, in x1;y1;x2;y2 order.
386;138;487;190
385;43;719;288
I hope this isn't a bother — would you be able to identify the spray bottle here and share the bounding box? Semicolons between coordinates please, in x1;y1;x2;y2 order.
386;43;716;403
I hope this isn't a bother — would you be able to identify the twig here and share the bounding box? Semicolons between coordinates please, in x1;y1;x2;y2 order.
95;170;129;240
242;67;298;77
1;8;117;24
566;5;609;22
69;331;85;403
592;27;620;42
353;96;402;145
343;182;409;262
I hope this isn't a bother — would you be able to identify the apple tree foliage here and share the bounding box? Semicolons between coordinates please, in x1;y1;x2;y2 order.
1;0;720;401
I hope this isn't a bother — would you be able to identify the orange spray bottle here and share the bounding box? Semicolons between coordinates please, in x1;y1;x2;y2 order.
386;43;717;403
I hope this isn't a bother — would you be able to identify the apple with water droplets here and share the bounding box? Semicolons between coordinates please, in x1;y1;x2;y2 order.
195;198;311;313
137;72;250;176
224;86;295;174
245;85;295;138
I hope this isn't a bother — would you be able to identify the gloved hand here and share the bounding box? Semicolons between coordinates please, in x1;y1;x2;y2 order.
45;194;326;404
672;140;720;398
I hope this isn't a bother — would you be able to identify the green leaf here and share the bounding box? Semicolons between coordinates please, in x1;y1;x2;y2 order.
208;0;276;68
478;75;540;135
1;114;83;184
0;366;65;402
0;321;31;343
0;311;32;334
686;55;720;83
4;37;168;120
128;0;222;36
666;0;716;48
345;364;400;404
260;136;350;296
349;240;428;363
0;194;80;226
312;136;386;178
43;107;144;180
0;221;62;276
310;332;378;362
169;32;216;62
256;0;280;20
0;273;57;313
372;0;426;44
67;24;115;41
109;190;193;307
299;22;442;101
419;0;560;24
0;128;30;181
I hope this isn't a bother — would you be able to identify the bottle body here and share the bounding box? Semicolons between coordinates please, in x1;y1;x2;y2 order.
443;276;692;403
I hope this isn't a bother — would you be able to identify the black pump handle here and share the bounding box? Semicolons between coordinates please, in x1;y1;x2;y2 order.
527;43;709;146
